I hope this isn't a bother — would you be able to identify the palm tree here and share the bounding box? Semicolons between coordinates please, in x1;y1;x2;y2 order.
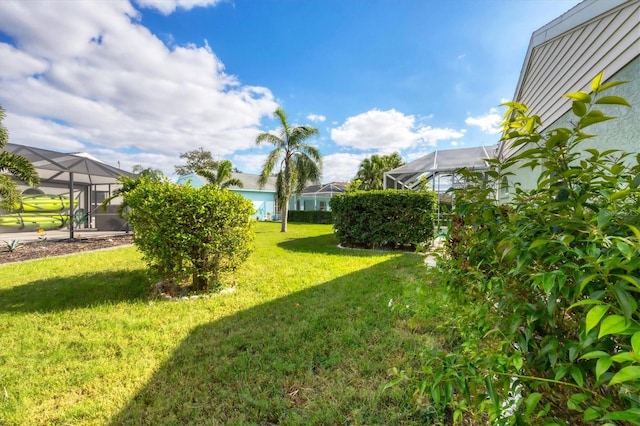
196;160;243;189
0;106;40;211
354;152;404;190
100;167;163;218
256;107;322;232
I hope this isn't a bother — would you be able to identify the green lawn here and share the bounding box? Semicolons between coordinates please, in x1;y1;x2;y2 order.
0;222;440;425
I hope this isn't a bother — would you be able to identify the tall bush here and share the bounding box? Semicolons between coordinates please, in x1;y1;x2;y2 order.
331;190;437;249
407;74;639;424
125;178;254;292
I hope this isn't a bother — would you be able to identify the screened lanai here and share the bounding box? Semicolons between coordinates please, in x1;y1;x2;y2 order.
384;145;498;196
2;143;133;238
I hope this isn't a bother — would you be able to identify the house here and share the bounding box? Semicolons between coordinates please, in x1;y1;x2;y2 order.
497;0;640;201
175;173;278;221
289;182;348;212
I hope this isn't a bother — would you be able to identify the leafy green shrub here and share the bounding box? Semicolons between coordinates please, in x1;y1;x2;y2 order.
124;178;254;292
406;73;640;424
287;210;333;224
330;190;437;249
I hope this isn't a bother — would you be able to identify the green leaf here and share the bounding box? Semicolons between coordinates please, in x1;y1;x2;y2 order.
632;173;640;189
613;274;640;291
581;114;615;128
569;298;601;309
586;305;608;333
632;331;640;354
485;376;498;405
570;366;584;387
572;101;587;117
565;91;591;103
601;408;640;421
591;72;603;92
580;350;609;360
596;356;612;381
598;315;628;338
542;273;556;294
525;392;542;415
594;96;631;107
613;286;638;320
609;366;640;386
599;80;628;91
611;352;635;363
584;407;600;421
529;239;551;249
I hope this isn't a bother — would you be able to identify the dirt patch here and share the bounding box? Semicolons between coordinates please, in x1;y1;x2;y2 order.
0;234;134;264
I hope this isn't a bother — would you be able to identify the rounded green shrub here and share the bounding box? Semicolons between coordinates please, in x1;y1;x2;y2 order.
124;178;254;292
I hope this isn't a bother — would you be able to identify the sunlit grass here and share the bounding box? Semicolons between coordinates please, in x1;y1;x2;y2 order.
0;222;440;425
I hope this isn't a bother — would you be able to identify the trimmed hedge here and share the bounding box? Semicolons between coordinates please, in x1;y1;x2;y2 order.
330;190;437;249
287;210;333;224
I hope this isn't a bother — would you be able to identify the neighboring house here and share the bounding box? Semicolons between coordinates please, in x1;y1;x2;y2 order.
289;182;348;212
497;0;640;202
176;172;278;221
384;145;498;199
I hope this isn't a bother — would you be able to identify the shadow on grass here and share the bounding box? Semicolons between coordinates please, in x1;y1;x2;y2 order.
276;232;343;254
0;269;150;313
110;257;429;425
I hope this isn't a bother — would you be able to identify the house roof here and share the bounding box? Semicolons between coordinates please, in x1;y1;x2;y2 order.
500;0;639;158
176;172;277;192
384;145;497;190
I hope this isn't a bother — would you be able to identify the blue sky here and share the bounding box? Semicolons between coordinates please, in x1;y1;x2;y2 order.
0;0;581;182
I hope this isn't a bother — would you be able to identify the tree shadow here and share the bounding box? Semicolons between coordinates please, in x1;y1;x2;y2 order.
0;269;150;313
276;232;343;254
110;257;427;425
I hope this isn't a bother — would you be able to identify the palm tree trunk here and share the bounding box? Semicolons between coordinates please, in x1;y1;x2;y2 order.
281;201;288;232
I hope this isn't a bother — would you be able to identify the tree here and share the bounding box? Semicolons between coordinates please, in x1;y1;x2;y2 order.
256;107;322;232
353;152;404;190
132;164;163;178
196;159;243;189
174;147;219;176
0;106;40;211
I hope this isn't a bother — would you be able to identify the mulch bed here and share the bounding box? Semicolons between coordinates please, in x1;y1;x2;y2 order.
0;234;134;264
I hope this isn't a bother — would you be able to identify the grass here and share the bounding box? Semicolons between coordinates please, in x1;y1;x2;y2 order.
0;222;444;425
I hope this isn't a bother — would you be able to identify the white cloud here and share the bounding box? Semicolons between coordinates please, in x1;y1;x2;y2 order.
331;109;465;152
465;108;502;134
134;0;222;15
307;114;326;123
321;153;370;183
0;0;277;169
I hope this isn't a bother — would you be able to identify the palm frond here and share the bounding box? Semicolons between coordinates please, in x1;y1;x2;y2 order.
220;178;243;189
258;148;282;188
0;151;40;186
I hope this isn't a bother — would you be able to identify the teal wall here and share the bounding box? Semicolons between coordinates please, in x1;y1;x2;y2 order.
175;174;276;221
501;57;640;202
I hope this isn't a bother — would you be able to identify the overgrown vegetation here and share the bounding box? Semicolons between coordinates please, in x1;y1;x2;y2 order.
331;190;437;249
124;177;255;292
403;74;640;423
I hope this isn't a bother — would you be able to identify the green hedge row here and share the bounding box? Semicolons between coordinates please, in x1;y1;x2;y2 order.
330;190;437;249
287;210;333;224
